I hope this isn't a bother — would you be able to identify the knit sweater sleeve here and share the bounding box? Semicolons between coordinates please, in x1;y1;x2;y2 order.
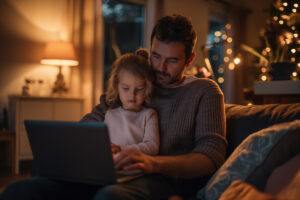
193;80;227;169
80;95;107;122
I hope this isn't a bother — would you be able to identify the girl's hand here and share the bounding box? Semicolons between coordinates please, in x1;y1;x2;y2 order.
111;142;121;154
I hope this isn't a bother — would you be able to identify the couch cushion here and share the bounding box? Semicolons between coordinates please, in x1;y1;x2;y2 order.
197;120;300;200
225;103;300;157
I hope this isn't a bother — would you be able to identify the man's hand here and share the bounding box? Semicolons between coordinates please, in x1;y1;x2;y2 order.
113;150;156;173
114;151;216;178
110;142;121;154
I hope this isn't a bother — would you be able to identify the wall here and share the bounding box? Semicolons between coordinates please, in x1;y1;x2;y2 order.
0;0;79;125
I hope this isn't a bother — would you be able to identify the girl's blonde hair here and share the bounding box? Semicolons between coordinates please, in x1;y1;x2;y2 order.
105;48;153;109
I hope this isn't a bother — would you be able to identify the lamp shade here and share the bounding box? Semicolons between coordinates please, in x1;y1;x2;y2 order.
41;41;79;66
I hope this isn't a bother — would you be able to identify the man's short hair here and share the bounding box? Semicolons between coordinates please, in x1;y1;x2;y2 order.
150;14;197;62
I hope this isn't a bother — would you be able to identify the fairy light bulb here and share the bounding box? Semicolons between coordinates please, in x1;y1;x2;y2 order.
261;67;267;73
224;56;230;63
261;75;267;81
233;57;241;65
226;49;233;55
228;62;235;70
291;49;296;53
218;67;224;73
294;3;299;8
227;37;233;43
214;31;222;37
283;2;288;6
218;77;224;84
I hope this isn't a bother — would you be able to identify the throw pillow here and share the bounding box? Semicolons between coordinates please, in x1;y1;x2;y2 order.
197;120;300;200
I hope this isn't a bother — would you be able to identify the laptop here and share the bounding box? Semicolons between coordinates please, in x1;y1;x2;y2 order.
24;120;143;186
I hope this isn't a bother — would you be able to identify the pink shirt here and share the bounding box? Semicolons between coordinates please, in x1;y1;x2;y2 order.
104;107;159;155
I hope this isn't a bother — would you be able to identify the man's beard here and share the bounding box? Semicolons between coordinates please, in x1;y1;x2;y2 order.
153;69;184;86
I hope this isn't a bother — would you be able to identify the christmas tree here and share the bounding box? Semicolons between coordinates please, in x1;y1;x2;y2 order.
243;0;300;81
263;0;299;63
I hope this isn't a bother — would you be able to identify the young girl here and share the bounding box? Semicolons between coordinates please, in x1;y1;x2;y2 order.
104;48;159;156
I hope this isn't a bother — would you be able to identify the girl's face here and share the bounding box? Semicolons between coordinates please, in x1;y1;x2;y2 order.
117;70;146;111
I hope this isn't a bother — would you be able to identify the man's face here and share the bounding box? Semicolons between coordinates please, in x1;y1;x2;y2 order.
150;37;187;88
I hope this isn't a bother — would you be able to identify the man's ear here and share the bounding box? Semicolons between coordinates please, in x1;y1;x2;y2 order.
186;53;196;67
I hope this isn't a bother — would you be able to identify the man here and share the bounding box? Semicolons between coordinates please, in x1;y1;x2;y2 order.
1;14;227;200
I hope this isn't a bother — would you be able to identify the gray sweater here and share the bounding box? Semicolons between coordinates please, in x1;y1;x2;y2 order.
81;78;227;168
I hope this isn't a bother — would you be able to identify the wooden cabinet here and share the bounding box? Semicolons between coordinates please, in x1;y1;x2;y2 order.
9;96;84;174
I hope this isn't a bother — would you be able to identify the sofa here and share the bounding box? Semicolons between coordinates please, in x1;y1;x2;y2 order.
195;103;300;200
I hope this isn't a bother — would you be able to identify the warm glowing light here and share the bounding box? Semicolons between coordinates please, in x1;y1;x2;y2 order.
261;75;267;81
279;20;284;25
266;47;271;52
298;63;300;68
215;31;222;37
225;24;231;30
292;8;297;13
233;57;241;65
281;15;290;20
262;50;267;56
226;49;233;55
227;37;233;43
279;7;284;11
218;77;224;84
222;35;227;40
273;16;278;21
218;67;224;73
247;102;253;106
224;56;230;63
291;57;296;62
283;2;288;6
294;3;299;8
228;62;235;70
291;49;296;53
41;42;79;66
261;67;267;73
292;26;296;30
294;33;298;38
292;72;298;77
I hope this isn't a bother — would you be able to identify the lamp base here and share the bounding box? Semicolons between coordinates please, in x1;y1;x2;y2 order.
53;66;68;95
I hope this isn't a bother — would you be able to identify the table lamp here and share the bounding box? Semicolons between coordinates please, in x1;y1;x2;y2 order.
41;41;79;95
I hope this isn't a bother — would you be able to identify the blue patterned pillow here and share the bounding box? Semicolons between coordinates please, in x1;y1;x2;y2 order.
197;120;300;200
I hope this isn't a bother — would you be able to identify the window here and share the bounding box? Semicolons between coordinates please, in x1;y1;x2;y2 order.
206;19;226;91
102;0;146;89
